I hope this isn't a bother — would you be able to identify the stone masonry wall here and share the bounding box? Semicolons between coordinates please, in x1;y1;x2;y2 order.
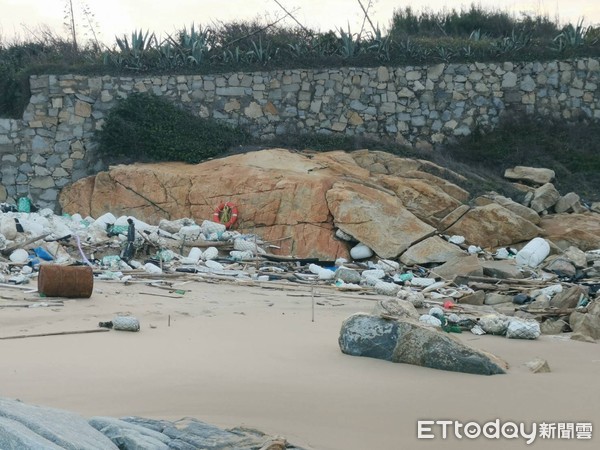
1;57;599;211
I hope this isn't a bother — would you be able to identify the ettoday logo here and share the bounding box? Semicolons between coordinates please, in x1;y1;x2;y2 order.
417;420;593;444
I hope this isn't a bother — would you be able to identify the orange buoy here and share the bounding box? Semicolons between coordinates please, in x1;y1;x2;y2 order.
212;202;238;229
38;265;94;298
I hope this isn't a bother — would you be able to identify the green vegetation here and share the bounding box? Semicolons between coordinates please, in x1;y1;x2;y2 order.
2;5;600;118
97;92;249;163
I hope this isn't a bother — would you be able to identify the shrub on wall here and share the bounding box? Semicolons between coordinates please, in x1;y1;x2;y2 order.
96;92;250;163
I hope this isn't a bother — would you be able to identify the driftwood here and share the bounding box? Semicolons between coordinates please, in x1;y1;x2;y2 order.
1;233;51;256
0;328;110;340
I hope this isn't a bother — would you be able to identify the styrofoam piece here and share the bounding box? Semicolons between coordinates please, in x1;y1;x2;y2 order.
409;277;437;287
112;316;140;332
479;315;508;335
0;216;18;240
419;314;442;327
187;247;203;262
335;257;348;266
201;220;226;235
506;319;541;339
361;269;385;279
91;212;117;230
18;219;44;235
448;235;465;245
230;250;253;261
468;245;482;254
309;264;322;274
144;263;163;274
202;247;219;260
350;243;374;259
233;239;260;254
375;280;400;296
159;218;195;234
9;249;29;263
516;237;550;267
178;225;202;240
205;260;224;271
378;259;400;273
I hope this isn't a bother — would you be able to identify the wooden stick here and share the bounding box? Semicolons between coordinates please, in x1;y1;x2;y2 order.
139;292;184;299
0;328;110;340
1;233;51;256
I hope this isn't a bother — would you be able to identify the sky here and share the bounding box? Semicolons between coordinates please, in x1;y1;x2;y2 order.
1;0;600;46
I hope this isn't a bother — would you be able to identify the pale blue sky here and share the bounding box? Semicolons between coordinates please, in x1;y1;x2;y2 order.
1;0;600;45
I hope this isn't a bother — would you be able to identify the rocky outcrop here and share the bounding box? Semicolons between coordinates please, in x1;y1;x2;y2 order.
339;313;507;375
0;398;302;450
0;398;118;449
60;149;446;260
59;149;600;261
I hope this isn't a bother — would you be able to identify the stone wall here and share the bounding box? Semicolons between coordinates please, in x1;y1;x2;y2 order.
1;58;599;211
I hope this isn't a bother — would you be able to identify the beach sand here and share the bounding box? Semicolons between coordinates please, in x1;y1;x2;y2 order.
1;278;599;449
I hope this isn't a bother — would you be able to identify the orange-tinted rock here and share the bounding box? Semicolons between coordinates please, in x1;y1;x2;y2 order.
326;181;435;258
445;203;541;248
540;213;600;251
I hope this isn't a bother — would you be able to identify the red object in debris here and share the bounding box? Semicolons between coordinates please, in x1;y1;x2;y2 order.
212;202;238;229
443;300;456;309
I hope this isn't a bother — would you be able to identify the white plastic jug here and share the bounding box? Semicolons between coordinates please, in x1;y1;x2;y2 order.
516;237;550;267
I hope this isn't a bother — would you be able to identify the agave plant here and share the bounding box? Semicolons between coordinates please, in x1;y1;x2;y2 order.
113;29;158;70
247;37;278;65
339;25;362;58
552;18;590;52
172;23;213;65
366;26;392;61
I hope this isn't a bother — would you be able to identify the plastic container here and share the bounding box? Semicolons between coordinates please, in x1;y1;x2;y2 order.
38;265;94;298
350;243;374;260
516;237;550;268
17;197;31;213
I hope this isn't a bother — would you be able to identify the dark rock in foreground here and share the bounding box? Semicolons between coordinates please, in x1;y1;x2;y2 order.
339;313;507;375
0;397;302;450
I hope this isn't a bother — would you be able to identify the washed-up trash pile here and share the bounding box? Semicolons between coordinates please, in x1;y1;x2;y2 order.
305;231;599;342
0;206;267;283
1;201;598;342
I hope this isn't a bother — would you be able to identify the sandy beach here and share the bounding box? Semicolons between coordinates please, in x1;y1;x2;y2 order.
1;278;599;449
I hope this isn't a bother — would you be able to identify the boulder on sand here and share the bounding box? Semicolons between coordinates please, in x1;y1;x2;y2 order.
339;313;507;375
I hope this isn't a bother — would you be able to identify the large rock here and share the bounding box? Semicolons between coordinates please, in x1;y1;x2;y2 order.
430;254;484;280
60;149;463;261
549;285;588;309
339;313;507;375
445;203;541;248
555;192;583;214
481;260;524;279
504;166;555;185
0;398;118;450
326;181;435;258
540;213;600;251
570;301;600;340
530;183;561;213
399;236;465;265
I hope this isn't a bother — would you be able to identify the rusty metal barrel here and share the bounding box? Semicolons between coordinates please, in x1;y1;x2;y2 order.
38;265;94;298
